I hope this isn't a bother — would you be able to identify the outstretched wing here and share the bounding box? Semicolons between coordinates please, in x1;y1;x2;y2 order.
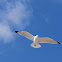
38;37;61;44
14;31;34;41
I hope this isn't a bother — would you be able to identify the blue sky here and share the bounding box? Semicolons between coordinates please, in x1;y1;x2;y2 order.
0;0;62;62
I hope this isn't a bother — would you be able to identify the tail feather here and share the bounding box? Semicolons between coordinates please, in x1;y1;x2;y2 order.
31;43;41;48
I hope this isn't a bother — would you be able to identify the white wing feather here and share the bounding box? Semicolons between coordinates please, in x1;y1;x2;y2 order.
15;31;34;41
38;37;61;44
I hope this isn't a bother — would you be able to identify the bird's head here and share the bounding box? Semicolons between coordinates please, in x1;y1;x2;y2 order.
36;35;38;38
34;35;38;39
34;35;38;41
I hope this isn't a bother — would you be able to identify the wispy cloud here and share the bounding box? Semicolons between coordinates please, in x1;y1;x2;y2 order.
0;21;14;42
42;15;50;24
0;0;33;42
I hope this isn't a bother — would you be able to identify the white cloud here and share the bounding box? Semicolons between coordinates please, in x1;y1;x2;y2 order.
0;0;32;42
6;1;31;28
0;21;14;42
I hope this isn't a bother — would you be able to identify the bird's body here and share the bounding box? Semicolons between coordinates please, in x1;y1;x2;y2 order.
31;35;41;48
33;35;38;44
14;31;62;48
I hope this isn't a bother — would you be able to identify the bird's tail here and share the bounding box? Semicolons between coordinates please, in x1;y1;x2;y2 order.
31;43;41;48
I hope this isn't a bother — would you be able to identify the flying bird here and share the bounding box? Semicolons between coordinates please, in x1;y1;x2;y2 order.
14;31;62;48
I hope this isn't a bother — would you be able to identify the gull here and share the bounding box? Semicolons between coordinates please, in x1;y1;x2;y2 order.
14;31;62;48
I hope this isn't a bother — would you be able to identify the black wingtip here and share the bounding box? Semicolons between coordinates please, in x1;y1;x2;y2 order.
57;42;61;44
14;31;18;33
